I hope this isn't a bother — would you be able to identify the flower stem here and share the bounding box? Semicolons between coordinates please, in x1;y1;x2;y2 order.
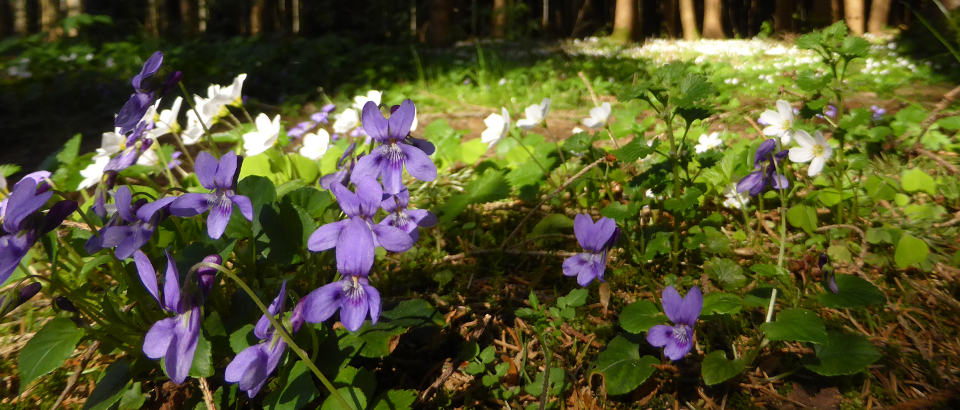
197;263;351;409
664;109;681;275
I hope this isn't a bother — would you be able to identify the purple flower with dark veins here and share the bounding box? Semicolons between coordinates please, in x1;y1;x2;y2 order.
379;188;437;242
737;139;789;196
646;286;702;361
351;100;436;194
0;176;76;285
319;142;356;190
86;186;176;259
302;275;381;332
169;151;253;239
562;214;618;286
134;250;202;384
225;281;301;397
307;177;413;275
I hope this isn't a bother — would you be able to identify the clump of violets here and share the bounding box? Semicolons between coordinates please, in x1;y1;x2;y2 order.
0;174;76;285
737;139;789;196
226;281;303;397
380;188;437;242
352;100;436;194
85;185;176;259
308;177;413;275
647;286;702;361
302;273;381;332
169;151;253;240
562;214;619;286
135;251;219;384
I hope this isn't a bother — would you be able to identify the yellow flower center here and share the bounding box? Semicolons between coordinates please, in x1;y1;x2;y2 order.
813;144;824;157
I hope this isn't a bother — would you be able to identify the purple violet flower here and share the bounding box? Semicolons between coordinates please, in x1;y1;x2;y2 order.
646;286;702;361
870;105;886;121
818;253;838;294
301;275;381;332
0;282;42;317
225;281;300;397
379;188;437;242
737;139;789;196
134;250;202;384
308;177;413;276
86;186;176;259
562;214;619;286
319;142;357;190
169;151;253;240
1;176;76;285
351;100;436;194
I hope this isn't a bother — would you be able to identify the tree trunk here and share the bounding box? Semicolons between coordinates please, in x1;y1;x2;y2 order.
679;0;697;40
830;0;841;23
774;0;793;32
250;0;265;35
146;0;160;37
843;0;864;34
702;0;723;38
867;0;890;34
541;0;549;32
180;0;199;36
492;0;507;38
64;0;81;37
427;0;454;46
39;0;58;38
292;0;300;33
611;0;636;43
663;0;679;38
0;0;10;36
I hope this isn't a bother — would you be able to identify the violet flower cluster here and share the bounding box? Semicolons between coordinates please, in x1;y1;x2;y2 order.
352;100;437;194
563;214;619;287
226;281;304;397
737;139;789;196
135;251;219;384
85;185;176;259
287;103;336;138
0;173;76;285
169;151;253;240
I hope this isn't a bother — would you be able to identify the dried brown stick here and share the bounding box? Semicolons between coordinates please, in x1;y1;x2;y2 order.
199;377;217;410
500;157;606;250
50;340;101;410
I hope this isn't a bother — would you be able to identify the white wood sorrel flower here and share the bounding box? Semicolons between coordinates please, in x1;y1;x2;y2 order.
788;130;832;177
582;102;611;129
243;113;281;156
481;107;510;148
516;97;550;130
759;99;796;145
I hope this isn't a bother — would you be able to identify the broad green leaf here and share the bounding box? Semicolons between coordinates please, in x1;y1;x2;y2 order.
593;336;658;395
613;137;654;163
619;300;665;333
189;333;214;378
460;138;488;164
701;293;742;316
18;317;84;391
524;368;565;396
118;382;146;409
268;361;318;410
818;275;886;308
816;188;844;207
705;257;746;289
557;288;588;308
786;204;818;234
701;350;745;385
290;154;320;183
531;214;573;235
894;233;929;269
83;359;131;410
338;299;442;358
372;390;417;410
238;153;275;181
600;202;637;222
438;169;510;223
805;331;880;376
229;324;256;354
901;168;936;195
761;308;829;344
321;387;367;410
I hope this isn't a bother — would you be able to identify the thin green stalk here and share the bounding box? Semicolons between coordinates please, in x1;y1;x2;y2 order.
538;333;551;410
197;263;352;409
177;82;218;152
664;109;681;274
